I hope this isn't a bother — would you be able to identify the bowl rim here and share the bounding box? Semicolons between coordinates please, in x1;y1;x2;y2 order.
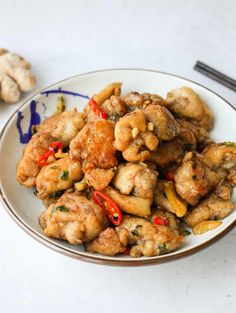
0;68;235;266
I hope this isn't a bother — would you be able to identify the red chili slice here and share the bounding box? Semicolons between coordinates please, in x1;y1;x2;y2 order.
93;191;122;226
38;149;54;167
153;216;169;226
166;171;175;181
38;141;63;167
123;247;131;255
49;141;63;152
88;98;107;119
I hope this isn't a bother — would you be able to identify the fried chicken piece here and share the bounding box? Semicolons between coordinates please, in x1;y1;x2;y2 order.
87;96;127;122
84;83;122;122
124;91;166;109
177;118;210;148
203;143;236;185
112;163;158;198
116;215;183;257
16;132;56;188
69;119;117;170
174;152;219;205
93;82;122;105
149;138;183;167
86;227;129;256
69;119;117;189
42;196;60;208
35;111;85;146
149;124;196;167
166;87;214;130
227;169;236;186
105;186;152;217
203;143;236;169
184;182;234;227
36;156;83;200
84;168;116;190
114;109;158;162
150;209;180;230
39;192;109;244
101;96;127;118
143;104;180;141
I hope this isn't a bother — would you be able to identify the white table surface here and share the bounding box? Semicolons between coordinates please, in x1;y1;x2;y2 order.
0;0;235;312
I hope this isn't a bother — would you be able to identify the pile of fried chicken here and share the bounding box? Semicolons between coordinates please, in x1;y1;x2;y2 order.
16;83;236;258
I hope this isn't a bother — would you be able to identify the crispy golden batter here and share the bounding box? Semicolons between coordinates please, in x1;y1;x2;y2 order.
114;109;158;162
143;104;180;141
184;182;233;227
177;118;210;147
86;227;129;256
150;209;180;230
70;119;117;170
101;96;127;117
39;192;109;244
174;152;219;205
112;163;158;198
84;168;116;191
93;82;122;105
84;83;123;122
166;87;213;130
36;111;85;146
203;143;236;169
105;186;152;217
36;156;83;200
150;138;183;167
16;132;56;188
149;124;196;168
203;143;236;185
124;91;166;109
116;215;183;257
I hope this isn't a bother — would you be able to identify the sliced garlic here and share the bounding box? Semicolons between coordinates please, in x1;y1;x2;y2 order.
132;127;139;138
147;122;154;131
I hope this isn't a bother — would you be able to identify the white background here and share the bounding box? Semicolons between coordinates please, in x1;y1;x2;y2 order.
0;0;236;312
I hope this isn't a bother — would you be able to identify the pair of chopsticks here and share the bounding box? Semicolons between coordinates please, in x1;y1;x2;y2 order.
194;61;236;91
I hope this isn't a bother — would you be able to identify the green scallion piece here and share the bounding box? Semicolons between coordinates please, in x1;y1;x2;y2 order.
60;170;69;181
182;229;191;236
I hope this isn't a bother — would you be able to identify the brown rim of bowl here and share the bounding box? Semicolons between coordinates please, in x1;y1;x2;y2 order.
0;68;235;266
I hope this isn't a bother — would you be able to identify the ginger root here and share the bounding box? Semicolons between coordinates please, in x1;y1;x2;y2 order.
0;48;36;103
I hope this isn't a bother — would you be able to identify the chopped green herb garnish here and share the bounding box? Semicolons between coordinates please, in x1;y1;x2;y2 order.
51;205;69;214
131;225;142;237
184;143;194;151
182;229;191;236
158;243;169;254
51;166;57;170
109;114;120;122
63;146;70;153
49;190;63;199
131;229;139;236
112;167;117;173
57;95;65;113
31;125;37;135
58;205;69;212
224;142;235;147
60;170;69;180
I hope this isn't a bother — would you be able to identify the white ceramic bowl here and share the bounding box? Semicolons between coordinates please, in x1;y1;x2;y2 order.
0;69;235;266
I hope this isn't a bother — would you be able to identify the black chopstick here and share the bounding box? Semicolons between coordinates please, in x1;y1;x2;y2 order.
194;61;236;91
